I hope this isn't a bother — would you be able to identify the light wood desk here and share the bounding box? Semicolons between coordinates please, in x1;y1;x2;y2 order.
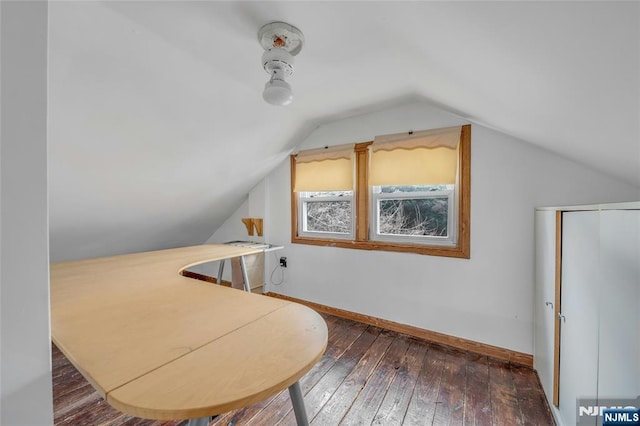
50;244;327;425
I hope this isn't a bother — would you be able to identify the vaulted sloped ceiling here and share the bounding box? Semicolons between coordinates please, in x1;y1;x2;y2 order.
48;1;640;262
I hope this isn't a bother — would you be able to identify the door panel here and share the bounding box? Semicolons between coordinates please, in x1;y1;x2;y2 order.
534;210;558;406
560;211;599;426
598;210;640;399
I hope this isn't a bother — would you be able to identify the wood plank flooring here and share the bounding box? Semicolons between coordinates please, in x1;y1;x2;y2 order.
52;313;554;425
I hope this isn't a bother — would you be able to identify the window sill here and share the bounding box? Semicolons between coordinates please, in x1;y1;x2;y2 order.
291;236;470;259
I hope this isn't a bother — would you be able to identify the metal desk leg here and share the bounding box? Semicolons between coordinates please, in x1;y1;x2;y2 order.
187;417;210;426
217;259;225;286
239;255;251;293
288;381;309;426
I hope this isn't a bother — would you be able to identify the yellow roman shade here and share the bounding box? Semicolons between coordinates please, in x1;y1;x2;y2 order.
293;144;355;192
369;126;461;186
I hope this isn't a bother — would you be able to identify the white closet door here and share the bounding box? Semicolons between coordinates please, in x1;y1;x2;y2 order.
598;210;640;399
560;211;599;426
534;210;557;405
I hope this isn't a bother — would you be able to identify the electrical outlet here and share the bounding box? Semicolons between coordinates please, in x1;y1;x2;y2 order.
279;256;287;268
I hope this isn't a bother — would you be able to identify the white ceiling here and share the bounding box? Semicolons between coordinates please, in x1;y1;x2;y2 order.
48;1;640;261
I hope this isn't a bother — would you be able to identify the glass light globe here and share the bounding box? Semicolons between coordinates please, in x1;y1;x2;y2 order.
263;78;293;106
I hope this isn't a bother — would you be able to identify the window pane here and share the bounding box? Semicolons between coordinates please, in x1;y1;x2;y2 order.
378;197;449;236
305;200;352;233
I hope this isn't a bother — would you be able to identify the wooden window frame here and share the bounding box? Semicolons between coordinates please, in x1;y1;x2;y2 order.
290;124;471;258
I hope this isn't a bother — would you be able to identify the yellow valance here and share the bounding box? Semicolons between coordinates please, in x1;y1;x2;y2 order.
369;126;461;186
293;144;355;192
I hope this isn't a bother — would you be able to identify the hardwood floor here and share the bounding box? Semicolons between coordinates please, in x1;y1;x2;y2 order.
53;313;554;425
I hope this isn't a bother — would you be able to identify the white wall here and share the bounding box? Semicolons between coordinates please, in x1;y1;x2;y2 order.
0;1;53;424
188;199;249;279
189;178;269;281
189;180;270;279
210;101;639;355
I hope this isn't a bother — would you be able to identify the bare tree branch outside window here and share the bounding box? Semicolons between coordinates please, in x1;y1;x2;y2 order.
305;200;352;233
376;185;450;237
303;191;352;234
379;198;448;236
301;186;450;237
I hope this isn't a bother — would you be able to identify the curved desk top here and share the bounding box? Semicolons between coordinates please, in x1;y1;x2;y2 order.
50;244;328;420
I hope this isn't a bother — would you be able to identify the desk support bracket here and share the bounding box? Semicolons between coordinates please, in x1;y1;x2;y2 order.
186;417;211;426
288;381;309;426
239;255;251;293
216;260;225;287
215;255;251;293
185;381;309;426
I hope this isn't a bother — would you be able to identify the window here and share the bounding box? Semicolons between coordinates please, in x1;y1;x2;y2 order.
371;185;455;246
291;125;471;258
298;190;354;239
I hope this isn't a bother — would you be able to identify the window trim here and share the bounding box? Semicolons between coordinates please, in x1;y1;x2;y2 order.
290;124;471;258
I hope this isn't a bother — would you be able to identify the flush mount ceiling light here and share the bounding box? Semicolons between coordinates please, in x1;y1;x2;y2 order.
258;22;304;106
